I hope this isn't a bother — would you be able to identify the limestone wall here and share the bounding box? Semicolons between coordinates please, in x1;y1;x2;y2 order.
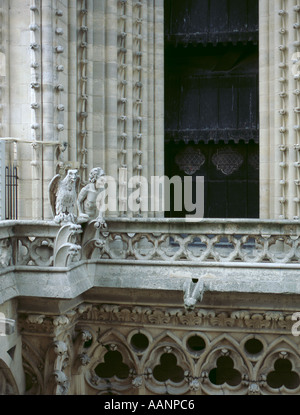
5;1;300;219
260;0;300;219
0;0;164;221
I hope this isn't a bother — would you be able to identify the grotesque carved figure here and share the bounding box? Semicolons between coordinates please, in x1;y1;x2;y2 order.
49;169;80;224
77;167;107;228
183;278;207;311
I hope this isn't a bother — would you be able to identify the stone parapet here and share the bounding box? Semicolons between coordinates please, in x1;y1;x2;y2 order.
1;218;300;304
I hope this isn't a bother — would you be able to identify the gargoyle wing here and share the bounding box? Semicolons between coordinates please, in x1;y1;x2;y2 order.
48;174;61;218
75;174;81;196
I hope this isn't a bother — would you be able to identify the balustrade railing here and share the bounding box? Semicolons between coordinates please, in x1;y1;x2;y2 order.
0;220;58;268
1;218;300;269
86;218;300;265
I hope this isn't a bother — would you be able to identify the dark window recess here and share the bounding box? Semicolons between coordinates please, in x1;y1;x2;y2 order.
165;46;259;145
164;0;259;219
165;142;259;219
153;353;185;383
267;359;300;390
165;0;258;46
94;350;130;380
209;356;242;387
5;165;18;220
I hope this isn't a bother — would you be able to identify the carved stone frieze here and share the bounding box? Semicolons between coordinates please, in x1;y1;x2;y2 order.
20;308;80;337
18;301;300;395
78;304;295;333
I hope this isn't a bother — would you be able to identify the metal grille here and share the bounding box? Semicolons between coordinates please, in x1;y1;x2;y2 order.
5;165;18;220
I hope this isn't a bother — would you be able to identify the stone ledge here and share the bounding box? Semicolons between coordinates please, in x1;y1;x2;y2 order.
0;260;300;306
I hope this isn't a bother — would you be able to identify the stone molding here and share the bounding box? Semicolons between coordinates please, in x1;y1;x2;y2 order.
19;303;296;335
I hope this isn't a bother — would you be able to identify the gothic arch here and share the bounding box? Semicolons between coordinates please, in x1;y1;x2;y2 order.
196;334;252;372
256;337;300;395
143;331;193;395
199;334;251;395
139;330;194;369
84;328;139;395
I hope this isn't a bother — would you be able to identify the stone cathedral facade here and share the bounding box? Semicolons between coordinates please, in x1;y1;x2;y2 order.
1;0;300;396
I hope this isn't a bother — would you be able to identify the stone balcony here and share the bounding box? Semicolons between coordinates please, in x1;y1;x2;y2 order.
1;218;300;396
1;218;300;307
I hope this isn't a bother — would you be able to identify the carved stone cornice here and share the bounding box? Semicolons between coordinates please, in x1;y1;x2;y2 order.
18;300;296;337
78;304;295;334
19;307;86;336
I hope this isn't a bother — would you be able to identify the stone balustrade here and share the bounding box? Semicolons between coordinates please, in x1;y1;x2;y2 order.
1;218;300;304
85;218;300;265
2;218;300;268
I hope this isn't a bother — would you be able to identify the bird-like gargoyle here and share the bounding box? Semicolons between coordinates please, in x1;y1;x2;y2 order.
48;169;81;224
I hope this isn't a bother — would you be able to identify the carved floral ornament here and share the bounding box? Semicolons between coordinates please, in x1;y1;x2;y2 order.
78;304;295;332
175;147;205;175
212;147;244;175
175;146;244;176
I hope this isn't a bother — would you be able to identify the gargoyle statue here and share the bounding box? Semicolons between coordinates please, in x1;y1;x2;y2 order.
183;278;207;311
77;167;107;229
48;169;80;224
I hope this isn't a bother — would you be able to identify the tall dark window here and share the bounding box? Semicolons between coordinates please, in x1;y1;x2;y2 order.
164;0;259;218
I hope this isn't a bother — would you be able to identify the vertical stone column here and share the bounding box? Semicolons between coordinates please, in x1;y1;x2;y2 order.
105;0;119;211
40;0;55;219
77;0;90;183
289;0;300;219
54;0;69;176
118;0;133;216
93;0;165;218
259;0;270;219
8;0;33;219
276;1;288;220
91;1;105;170
153;0;164;218
86;0;94;177
68;1;78;165
0;0;9;219
146;0;155;218
30;0;43;219
21;312;74;395
260;0;300;219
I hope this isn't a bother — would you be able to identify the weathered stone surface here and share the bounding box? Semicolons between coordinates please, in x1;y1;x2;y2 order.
0;0;300;396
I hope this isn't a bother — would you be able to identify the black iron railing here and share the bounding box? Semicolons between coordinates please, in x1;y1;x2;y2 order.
5;165;18;220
